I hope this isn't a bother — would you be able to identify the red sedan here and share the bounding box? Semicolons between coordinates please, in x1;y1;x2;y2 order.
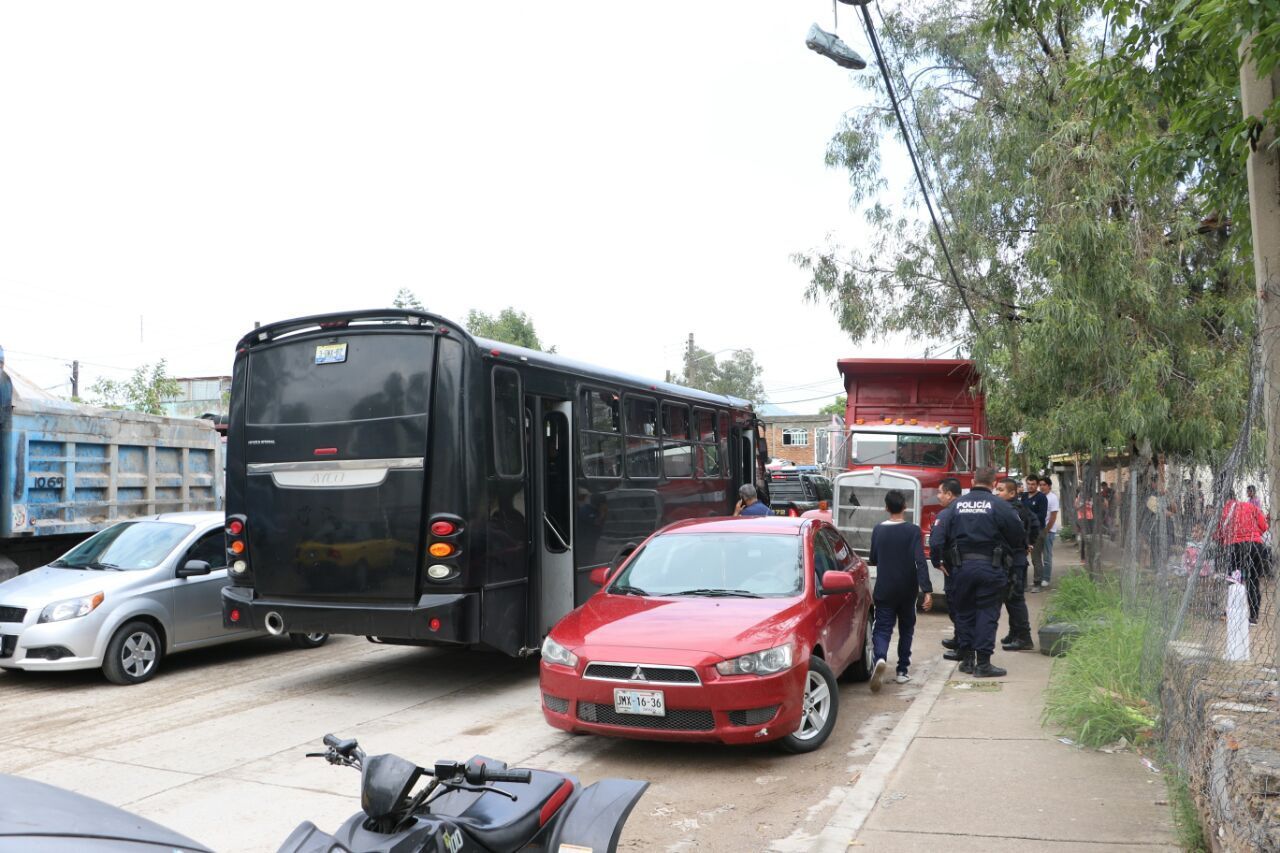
539;516;874;753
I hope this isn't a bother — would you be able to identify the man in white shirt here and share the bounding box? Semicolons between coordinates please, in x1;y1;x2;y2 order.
1037;476;1061;589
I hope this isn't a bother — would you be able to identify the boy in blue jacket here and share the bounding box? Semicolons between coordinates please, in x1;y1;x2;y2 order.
867;489;933;691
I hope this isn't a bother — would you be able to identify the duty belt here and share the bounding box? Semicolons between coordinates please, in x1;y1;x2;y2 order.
960;552;994;562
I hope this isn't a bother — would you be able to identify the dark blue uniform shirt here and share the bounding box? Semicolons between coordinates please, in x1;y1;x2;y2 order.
1007;499;1040;567
869;520;932;600
945;487;1024;558
929;504;954;570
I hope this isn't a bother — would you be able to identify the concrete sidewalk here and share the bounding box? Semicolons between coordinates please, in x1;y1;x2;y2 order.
815;574;1181;851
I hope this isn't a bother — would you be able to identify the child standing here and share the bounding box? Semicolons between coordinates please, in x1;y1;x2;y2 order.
867;490;933;691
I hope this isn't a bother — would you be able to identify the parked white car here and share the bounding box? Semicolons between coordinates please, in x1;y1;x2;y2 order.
0;512;327;684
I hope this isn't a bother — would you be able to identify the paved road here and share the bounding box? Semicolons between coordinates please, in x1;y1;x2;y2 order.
0;619;952;852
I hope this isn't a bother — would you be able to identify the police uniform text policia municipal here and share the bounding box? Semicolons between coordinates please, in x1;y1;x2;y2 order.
938;466;1026;678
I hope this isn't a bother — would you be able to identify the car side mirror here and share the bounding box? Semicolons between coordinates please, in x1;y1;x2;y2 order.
589;566;610;587
820;570;856;595
178;560;212;578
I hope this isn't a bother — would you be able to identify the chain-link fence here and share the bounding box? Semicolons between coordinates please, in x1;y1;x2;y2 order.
1049;351;1280;849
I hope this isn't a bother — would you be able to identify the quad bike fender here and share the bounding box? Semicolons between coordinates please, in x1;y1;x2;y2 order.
546;778;649;853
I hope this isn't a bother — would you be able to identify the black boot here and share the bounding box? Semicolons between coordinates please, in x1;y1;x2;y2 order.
999;632;1012;645
941;636;959;650
958;651;975;674
1002;636;1035;652
943;649;964;661
973;654;1006;678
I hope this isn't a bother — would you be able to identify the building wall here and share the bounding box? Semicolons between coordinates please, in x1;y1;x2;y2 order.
760;416;831;466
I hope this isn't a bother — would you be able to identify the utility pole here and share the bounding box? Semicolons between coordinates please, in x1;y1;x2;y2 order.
70;361;79;399
684;333;696;385
1239;36;1280;667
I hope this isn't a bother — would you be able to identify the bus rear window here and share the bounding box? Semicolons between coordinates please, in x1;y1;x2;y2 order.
247;335;432;425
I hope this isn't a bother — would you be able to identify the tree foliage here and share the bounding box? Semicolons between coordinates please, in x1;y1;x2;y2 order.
673;340;766;404
465;308;555;353
796;0;1261;458
820;395;848;416
392;288;425;311
89;361;181;416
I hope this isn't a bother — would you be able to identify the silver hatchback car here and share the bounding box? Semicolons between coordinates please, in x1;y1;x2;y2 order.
0;511;327;684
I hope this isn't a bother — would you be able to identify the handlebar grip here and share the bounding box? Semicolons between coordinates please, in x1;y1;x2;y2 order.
323;734;342;748
486;769;533;783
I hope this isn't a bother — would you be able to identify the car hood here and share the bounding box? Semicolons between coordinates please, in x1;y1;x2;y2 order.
0;565;143;611
553;593;806;656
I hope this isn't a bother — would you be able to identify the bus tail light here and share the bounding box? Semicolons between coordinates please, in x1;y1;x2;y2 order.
226;514;250;576
429;542;455;558
431;520;456;537
429;617;442;632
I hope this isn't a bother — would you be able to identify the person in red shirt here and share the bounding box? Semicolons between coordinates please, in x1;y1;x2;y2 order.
1215;491;1270;624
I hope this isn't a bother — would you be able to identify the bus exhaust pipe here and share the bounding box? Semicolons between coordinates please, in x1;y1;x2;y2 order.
264;611;285;636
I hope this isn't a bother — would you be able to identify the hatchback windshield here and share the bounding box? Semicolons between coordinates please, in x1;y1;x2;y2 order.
50;521;194;570
609;533;802;598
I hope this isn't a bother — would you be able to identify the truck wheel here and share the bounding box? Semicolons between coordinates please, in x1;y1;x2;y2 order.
779;656;838;753
103;621;162;685
843;607;875;682
289;632;329;649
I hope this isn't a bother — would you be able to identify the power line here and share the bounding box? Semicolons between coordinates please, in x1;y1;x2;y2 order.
854;3;979;330
3;348;135;373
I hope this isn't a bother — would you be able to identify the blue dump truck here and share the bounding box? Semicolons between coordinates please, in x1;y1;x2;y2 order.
0;354;223;579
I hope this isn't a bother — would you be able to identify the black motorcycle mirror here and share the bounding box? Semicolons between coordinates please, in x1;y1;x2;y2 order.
361;753;423;820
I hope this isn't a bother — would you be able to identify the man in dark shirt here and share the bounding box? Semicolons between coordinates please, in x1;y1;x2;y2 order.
1022;475;1048;589
998;477;1039;651
931;477;963;657
867;489;932;691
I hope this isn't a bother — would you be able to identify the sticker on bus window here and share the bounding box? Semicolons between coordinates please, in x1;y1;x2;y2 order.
315;343;347;365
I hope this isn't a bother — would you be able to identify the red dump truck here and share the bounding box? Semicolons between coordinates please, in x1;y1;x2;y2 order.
823;359;1006;597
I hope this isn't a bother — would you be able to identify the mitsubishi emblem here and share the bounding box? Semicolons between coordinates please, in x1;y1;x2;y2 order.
630;666;646;681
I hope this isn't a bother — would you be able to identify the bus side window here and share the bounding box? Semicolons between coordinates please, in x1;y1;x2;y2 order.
579;388;622;478
625;395;659;479
492;367;524;478
695;407;722;478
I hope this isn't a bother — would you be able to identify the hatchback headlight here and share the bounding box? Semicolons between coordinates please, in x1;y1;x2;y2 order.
541;636;579;668
39;592;105;623
716;642;794;676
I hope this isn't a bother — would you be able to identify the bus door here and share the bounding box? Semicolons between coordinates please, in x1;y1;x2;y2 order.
530;397;575;639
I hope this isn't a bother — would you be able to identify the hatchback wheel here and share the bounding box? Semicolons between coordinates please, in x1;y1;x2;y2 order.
844;607;875;683
103;621;161;685
289;632;329;649
779;656;839;753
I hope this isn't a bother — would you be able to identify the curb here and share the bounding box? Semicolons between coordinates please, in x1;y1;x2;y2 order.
806;653;955;852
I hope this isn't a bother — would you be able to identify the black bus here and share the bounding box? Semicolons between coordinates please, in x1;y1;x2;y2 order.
221;309;765;656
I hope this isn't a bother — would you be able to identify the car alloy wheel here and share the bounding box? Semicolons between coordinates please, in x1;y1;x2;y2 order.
103;620;163;685
780;656;839;753
289;632;330;649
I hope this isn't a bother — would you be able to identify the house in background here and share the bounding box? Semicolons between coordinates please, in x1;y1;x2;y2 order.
162;376;231;419
759;414;833;466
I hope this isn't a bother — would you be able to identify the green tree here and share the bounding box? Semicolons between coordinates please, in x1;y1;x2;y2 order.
465;308;555;353
796;1;1252;458
89;361;181;416
673;340;765;403
392;288;425;311
819;395;847;417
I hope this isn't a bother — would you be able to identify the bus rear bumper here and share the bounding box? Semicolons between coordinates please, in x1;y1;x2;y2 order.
221;585;480;643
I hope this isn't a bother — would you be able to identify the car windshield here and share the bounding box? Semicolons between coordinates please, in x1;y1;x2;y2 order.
49;521;194;571
609;533;802;598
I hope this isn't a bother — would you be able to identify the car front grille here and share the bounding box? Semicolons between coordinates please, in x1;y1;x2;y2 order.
0;606;27;624
728;706;780;726
0;635;15;659
577;702;715;731
543;693;570;714
583;662;700;684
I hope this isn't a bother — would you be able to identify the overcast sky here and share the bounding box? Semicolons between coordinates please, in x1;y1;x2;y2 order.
1;1;926;412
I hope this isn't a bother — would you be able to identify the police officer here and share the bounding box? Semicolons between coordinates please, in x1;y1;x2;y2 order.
997;476;1038;652
930;477;963;658
944;466;1024;677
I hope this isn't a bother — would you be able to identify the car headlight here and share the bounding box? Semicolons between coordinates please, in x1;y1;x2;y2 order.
541;635;579;668
716;642;794;676
39;592;105;624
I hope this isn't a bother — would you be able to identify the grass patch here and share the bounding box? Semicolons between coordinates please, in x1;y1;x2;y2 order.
1167;772;1209;852
1041;571;1119;626
1043;573;1159;748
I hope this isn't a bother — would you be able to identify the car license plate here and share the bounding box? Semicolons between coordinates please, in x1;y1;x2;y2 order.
315;343;348;364
613;688;665;717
